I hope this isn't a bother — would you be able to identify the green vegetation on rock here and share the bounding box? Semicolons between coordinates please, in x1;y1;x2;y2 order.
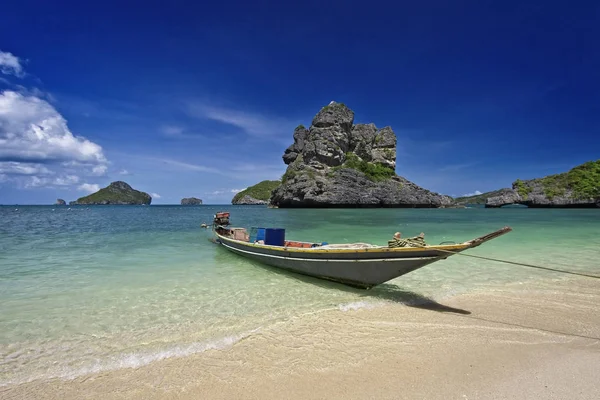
540;174;567;200
567;160;600;199
472;160;600;208
514;179;532;199
340;153;395;182
517;160;600;201
73;181;151;205
383;148;394;158
281;168;317;183
322;102;347;112
454;189;513;205
282;169;297;184
232;180;281;203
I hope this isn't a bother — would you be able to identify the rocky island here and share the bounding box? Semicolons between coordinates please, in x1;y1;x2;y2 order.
181;197;203;205
456;160;600;208
69;181;152;205
55;199;66;205
453;189;516;206
231;181;280;205
269;102;452;208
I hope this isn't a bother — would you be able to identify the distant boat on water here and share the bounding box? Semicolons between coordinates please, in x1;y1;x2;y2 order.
210;212;512;289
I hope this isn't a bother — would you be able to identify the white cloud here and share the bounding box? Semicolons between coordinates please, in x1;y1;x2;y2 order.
150;192;161;199
229;163;284;173
0;51;112;191
0;51;24;77
0;91;107;164
0;90;108;189
78;183;100;193
0;161;51;175
24;176;47;188
124;154;285;182
23;175;80;188
0;161;87;189
92;165;108;176
208;188;246;196
154;157;223;174
118;169;130;175
11;85;54;101
462;190;483;197
53;175;80;186
187;102;296;138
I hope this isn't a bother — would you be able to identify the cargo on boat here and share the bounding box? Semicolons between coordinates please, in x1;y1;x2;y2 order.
211;211;512;289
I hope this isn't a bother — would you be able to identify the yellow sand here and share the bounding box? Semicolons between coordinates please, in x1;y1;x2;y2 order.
3;277;599;400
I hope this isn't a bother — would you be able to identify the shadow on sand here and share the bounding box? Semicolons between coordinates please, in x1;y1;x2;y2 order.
365;284;471;315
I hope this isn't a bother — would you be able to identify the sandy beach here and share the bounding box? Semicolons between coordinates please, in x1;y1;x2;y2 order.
4;276;599;400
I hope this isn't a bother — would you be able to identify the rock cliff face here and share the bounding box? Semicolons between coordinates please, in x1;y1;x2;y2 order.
233;195;268;205
181;197;203;205
55;199;66;205
270;102;453;208
485;160;600;208
70;181;152;205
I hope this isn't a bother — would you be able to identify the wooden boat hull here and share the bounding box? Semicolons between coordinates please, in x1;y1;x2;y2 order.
218;238;443;288
214;226;511;288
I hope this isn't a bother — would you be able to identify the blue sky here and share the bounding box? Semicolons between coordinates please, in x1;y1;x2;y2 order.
0;0;598;204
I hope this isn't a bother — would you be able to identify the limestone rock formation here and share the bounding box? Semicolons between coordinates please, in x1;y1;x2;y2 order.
233;195;268;205
55;199;66;205
70;181;152;205
453;189;514;205
271;102;453;208
484;160;600;208
231;180;280;205
485;190;523;208
181;197;203;205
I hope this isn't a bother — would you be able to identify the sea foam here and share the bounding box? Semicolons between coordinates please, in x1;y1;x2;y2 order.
0;329;260;386
338;301;381;312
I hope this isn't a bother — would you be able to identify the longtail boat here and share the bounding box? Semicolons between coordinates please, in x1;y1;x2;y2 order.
211;212;512;289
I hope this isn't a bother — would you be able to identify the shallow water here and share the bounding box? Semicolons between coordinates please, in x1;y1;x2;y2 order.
1;205;599;384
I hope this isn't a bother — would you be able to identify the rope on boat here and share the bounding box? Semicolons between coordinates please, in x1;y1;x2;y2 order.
435;248;600;279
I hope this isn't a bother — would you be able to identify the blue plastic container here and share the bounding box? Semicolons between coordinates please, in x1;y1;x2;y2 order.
255;228;266;242
264;228;285;246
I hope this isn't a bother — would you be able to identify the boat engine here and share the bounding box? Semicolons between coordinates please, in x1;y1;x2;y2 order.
213;212;230;227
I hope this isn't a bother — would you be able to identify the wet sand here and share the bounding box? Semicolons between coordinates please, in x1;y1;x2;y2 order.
3;277;599;400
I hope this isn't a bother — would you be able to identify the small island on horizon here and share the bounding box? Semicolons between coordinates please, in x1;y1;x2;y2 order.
181;197;203;205
68;181;152;205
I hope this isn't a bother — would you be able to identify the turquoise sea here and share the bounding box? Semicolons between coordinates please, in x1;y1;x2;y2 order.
1;205;599;385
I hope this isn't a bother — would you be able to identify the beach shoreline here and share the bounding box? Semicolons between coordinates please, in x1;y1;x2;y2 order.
4;276;599;400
